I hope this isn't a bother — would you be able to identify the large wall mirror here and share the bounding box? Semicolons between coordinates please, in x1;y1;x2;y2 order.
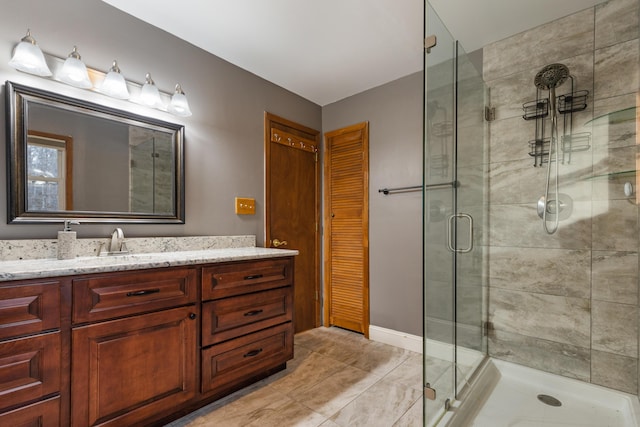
6;81;185;223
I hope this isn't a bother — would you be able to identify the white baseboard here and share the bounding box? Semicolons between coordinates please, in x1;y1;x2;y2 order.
368;325;423;353
368;324;483;367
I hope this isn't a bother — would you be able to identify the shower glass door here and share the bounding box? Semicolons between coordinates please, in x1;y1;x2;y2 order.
423;2;488;425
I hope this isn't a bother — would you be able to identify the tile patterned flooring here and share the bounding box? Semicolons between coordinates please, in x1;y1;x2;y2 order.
167;326;424;427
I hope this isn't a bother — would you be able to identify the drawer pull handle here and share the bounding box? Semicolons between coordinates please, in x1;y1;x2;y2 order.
126;288;160;297
244;309;264;317
243;348;263;358
244;274;263;280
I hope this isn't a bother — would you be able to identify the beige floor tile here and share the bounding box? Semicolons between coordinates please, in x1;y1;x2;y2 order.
384;352;424;391
290;364;382;418
329;377;423;426
168;327;432;427
268;351;348;394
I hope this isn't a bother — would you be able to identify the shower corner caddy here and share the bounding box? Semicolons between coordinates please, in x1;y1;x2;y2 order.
523;83;591;167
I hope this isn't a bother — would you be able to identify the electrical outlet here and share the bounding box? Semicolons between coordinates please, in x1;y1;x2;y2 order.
235;197;255;215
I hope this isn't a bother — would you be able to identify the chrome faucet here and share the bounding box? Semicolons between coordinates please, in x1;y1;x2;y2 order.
99;228;129;256
109;228;125;253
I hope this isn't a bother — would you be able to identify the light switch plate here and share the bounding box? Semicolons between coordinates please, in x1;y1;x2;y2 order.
235;197;256;215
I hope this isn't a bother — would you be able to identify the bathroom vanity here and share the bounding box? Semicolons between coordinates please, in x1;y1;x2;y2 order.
0;247;296;426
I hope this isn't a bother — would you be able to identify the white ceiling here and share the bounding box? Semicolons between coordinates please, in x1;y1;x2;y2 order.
102;0;604;106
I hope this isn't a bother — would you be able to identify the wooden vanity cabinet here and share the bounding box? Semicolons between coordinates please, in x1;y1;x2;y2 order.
71;267;198;427
0;280;63;426
200;258;294;396
0;255;295;427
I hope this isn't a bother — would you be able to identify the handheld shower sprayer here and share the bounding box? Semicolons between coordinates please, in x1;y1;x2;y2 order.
534;63;569;235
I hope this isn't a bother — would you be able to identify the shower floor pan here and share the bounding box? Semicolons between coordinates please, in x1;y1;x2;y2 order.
442;358;640;427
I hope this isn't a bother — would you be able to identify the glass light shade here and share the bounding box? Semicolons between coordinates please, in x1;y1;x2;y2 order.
100;61;129;99
58;47;92;89
140;73;162;107
168;84;192;117
9;30;52;76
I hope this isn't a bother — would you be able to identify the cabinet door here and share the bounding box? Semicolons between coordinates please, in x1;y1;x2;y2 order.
71;306;197;427
0;332;60;412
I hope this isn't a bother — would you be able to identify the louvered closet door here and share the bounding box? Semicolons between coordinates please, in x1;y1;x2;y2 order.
324;122;369;336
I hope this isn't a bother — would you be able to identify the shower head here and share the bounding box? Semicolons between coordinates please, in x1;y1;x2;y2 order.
534;63;569;90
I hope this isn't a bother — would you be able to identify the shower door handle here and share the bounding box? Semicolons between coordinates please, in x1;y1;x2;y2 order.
447;213;474;253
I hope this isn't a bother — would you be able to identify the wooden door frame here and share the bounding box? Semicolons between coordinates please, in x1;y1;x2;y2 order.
264;112;321;328
323;122;370;337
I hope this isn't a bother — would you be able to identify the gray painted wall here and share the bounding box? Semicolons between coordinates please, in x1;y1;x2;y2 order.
0;0;321;241
1;0;424;337
322;72;424;336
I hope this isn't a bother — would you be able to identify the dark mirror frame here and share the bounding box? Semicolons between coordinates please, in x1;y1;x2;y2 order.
5;80;185;224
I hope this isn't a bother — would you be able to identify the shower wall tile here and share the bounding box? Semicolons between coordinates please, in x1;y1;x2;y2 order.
592;145;639;200
592;199;639;251
489;329;590;381
489;203;592;249
595;0;640;49
489;247;590;298
490;158;593;206
457;124;487;168
486;52;594;122
592;300;638;357
489;116;534;164
489;288;591;348
458;163;486;206
592;251;639;305
485;0;639;395
591;349;638;394
489;160;539;205
594;38;640;100
592;94;638;151
483;9;594;82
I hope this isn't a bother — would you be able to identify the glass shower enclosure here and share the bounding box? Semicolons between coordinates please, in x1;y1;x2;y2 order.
423;2;489;425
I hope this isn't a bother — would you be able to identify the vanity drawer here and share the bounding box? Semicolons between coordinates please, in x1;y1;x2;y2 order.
0;396;60;427
0;332;61;412
202;287;293;346
0;280;60;340
201;322;293;393
73;267;197;323
202;258;293;300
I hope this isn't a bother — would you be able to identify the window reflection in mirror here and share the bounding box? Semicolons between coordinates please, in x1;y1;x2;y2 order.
27;131;73;211
6;81;185;223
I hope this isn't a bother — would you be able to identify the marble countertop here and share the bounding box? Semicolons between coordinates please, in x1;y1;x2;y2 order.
0;247;298;282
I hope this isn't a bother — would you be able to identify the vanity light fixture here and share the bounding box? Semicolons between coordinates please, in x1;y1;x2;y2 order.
168;84;192;117
100;60;130;99
58;46;92;89
8;29;52;76
7;30;193;117
139;73;162;108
